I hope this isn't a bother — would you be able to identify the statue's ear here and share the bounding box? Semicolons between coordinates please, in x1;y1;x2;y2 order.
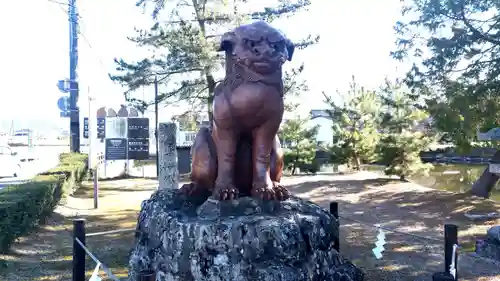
285;39;295;61
218;32;236;53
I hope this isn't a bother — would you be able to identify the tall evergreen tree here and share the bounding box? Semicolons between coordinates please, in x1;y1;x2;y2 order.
110;0;318;123
392;0;500;145
323;76;381;170
279;116;318;175
392;0;500;197
377;80;434;180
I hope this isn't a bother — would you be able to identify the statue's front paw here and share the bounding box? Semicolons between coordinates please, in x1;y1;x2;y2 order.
212;181;239;200
251;181;276;200
180;183;208;197
272;181;290;201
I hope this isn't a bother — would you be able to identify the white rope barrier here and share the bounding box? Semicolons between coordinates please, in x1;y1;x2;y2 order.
75;237;121;281
449;244;458;279
86;228;136;237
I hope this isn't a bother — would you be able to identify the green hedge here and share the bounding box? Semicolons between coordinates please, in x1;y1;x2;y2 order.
0;152;88;252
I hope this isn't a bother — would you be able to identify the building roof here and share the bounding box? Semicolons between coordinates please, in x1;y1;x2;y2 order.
310;109;333;120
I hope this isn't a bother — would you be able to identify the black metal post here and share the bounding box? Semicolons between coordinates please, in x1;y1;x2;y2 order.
444;224;458;279
72;218;86;281
432;272;455;281
329;201;340;252
432;224;459;281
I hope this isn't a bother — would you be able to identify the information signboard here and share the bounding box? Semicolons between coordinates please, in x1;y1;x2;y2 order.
105;138;128;160
96;117;105;139
105;117;128;139
127;118;150;160
83;118;89;139
84;117;106;139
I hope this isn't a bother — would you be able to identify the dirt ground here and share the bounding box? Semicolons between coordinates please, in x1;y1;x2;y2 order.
0;172;499;281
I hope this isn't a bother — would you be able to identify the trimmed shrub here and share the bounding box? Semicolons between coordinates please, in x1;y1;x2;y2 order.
0;153;88;252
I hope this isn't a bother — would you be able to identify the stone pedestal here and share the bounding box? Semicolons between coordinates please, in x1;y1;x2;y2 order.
128;189;364;281
475;226;500;261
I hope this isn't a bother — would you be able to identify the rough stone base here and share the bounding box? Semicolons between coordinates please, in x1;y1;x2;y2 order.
475;226;500;261
127;189;364;281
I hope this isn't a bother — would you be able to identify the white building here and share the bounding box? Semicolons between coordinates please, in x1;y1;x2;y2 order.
307;110;334;146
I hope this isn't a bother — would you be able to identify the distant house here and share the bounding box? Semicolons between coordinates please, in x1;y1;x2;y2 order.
307;109;334;146
279;109;335;149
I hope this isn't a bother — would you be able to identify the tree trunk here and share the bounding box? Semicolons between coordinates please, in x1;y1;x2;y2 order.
206;74;215;128
292;154;299;175
193;3;215;128
471;150;500;198
354;156;361;170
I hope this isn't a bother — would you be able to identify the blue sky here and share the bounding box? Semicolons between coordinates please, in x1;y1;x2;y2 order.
0;0;409;131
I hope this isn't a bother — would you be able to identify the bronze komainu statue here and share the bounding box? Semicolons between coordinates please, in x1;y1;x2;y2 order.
180;21;294;201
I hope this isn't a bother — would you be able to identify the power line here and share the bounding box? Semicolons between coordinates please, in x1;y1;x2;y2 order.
47;0;68;13
46;0;70;6
74;7;110;76
78;29;107;71
46;0;107;73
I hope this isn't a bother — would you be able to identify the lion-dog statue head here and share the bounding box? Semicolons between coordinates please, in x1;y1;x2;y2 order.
218;21;295;78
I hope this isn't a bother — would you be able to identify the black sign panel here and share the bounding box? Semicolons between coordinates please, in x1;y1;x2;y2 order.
97;117;106;139
128;139;150;160
105;138;128;160
83;117;106;139
127;118;149;138
83;118;89;138
127;118;150;160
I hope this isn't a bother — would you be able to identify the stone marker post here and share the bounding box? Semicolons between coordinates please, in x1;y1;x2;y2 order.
158;122;179;189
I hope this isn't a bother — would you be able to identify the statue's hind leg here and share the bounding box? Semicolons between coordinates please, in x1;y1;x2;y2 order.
270;135;290;200
180;127;217;197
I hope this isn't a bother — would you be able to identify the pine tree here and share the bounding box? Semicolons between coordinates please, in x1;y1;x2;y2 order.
171;110;200;131
377;80;434;180
110;0;318;123
392;0;500;196
323;76;380;170
279;116;318;175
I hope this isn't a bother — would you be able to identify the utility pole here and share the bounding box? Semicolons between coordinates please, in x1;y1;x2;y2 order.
154;76;159;178
69;0;80;152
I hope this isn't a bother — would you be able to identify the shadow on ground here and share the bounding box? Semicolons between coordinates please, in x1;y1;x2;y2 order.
284;174;500;280
0;208;139;281
1;173;499;281
73;179;158;199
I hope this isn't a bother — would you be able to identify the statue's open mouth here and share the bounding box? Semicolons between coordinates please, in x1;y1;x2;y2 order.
252;61;275;73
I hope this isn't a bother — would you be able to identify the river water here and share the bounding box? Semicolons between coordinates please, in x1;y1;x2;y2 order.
366;164;500;201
